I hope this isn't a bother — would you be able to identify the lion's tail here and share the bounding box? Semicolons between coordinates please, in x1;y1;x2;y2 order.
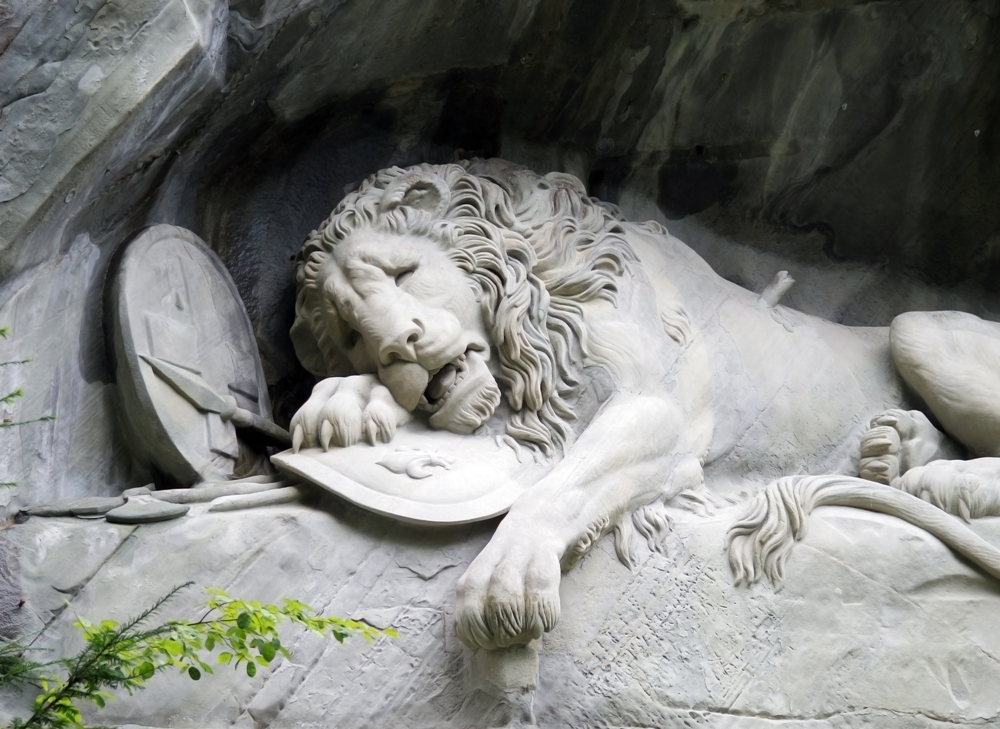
726;475;1000;586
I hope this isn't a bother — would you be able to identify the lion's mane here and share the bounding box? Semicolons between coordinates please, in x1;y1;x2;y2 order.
291;159;636;455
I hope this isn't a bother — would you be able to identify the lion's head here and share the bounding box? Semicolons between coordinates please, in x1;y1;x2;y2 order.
291;159;635;455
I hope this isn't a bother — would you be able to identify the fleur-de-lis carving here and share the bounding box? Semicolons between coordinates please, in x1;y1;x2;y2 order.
376;448;455;479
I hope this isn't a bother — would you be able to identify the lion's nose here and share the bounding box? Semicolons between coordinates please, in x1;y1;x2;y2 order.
378;317;423;365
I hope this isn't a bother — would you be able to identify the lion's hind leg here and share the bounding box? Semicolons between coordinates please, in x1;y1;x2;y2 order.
897;458;1000;522
726;475;1000;586
608;457;708;569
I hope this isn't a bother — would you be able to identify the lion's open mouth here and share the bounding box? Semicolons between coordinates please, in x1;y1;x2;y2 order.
416;348;500;434
419;352;471;412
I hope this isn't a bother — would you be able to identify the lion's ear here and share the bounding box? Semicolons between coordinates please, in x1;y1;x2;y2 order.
380;171;450;217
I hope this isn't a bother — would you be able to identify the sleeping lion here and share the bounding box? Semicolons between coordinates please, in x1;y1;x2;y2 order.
287;159;1000;651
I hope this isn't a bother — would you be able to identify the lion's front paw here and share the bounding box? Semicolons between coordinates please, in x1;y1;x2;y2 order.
455;527;562;651
290;375;410;451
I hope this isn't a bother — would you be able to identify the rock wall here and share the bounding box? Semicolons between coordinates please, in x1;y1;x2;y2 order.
3;3;1000;727
1;0;998;529
4;499;1000;728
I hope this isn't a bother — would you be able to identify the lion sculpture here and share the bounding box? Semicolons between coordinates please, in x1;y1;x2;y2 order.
288;159;1000;651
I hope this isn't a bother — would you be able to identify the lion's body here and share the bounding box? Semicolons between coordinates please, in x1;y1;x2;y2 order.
292;159;1000;650
610;223;904;495
551;214;903;504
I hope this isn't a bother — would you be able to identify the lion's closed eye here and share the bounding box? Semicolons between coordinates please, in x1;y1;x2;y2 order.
394;267;416;286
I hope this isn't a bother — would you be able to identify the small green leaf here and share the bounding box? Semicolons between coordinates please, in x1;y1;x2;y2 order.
217;652;233;664
138;661;155;680
246;661;256;678
236;612;252;630
188;667;201;680
260;642;276;662
205;634;215;651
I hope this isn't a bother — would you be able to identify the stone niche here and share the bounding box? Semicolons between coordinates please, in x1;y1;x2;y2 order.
2;1;1000;728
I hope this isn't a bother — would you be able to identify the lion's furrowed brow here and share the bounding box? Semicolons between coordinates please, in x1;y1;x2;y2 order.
356;249;417;274
343;257;391;286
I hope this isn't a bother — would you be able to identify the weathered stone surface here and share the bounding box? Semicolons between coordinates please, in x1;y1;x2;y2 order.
7;518;135;636
108;224;272;486
2;502;999;727
121;486;153;498
152;479;286;504
2;1;1000;515
3;3;1000;725
0;234;135;516
104;496;189;524
0;529;19;640
26;496;124;517
206;484;301;511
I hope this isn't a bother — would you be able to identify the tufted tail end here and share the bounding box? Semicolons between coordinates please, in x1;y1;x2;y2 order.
726;477;825;586
727;474;1000;588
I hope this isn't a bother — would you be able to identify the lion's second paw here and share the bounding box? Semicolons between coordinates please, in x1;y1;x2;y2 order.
455;531;562;651
859;424;901;484
291;375;409;451
361;387;406;445
859;408;946;484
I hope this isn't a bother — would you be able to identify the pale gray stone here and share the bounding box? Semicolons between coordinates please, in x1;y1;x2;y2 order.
0;532;19;639
107;225;272;486
280;162;1000;659
2;504;1000;728
206;485;302;512
104;496;190;524
3;0;1000;519
3;1;1000;726
151;479;287;504
26;496;125;517
121;486;153;498
468;644;539;696
7;519;135;637
0;234;134;518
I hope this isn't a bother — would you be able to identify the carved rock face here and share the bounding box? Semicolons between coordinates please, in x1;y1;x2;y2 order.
321;229;499;433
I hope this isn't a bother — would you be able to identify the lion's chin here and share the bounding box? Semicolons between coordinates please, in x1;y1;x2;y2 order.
427;350;501;434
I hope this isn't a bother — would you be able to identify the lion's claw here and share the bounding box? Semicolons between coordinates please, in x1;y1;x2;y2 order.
455;526;563;650
860;425;900;456
289;375;409;451
898;461;986;521
859;408;951;483
363;396;399;445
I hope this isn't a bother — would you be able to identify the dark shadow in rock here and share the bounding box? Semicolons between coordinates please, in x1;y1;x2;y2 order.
657;156;738;220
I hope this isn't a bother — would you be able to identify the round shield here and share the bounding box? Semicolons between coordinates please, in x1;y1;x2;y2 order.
108;225;271;486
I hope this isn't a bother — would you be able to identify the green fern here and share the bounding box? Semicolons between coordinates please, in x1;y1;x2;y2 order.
2;583;395;728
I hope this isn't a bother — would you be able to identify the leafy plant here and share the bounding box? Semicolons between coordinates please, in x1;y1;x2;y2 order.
0;640;47;692
0;326;56;488
1;582;395;729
